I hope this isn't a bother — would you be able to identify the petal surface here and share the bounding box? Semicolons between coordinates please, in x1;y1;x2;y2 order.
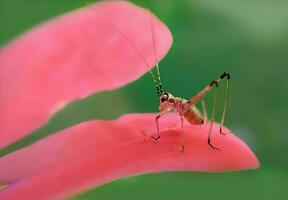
0;113;259;200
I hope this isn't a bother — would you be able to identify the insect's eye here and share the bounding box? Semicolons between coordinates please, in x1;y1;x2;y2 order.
160;94;168;102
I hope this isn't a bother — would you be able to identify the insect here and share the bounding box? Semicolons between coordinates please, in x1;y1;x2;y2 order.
152;71;230;152
88;3;230;152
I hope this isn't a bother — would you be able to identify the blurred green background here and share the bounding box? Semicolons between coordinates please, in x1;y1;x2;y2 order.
1;0;288;199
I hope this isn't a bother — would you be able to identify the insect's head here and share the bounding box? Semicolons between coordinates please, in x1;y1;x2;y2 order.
159;91;174;111
159;92;169;102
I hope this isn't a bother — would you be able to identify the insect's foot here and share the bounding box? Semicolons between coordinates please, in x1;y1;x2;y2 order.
219;128;226;135
208;139;220;151
151;135;160;141
208;143;220;151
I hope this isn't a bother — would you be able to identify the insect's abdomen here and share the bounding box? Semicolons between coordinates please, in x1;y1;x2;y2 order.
183;105;204;125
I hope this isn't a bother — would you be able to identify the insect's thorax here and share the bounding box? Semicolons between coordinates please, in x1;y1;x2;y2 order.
171;97;187;113
159;92;204;125
159;93;186;113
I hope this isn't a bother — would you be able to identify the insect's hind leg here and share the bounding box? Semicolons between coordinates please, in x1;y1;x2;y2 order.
188;72;230;105
186;72;230;150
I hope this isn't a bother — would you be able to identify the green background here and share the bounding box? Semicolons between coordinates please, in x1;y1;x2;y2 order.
1;0;287;199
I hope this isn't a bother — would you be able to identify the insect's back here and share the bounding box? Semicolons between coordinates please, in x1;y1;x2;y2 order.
183;105;204;125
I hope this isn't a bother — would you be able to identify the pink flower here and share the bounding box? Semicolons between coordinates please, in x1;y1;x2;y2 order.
0;1;259;199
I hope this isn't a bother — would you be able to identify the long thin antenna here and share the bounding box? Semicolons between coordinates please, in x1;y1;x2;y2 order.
87;4;162;96
148;0;164;94
149;11;163;91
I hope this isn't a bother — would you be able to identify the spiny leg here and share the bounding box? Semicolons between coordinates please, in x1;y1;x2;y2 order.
219;75;230;134
152;108;172;141
208;87;220;150
180;114;185;153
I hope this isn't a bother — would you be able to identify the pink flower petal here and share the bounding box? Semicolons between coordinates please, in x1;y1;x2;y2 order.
0;113;181;184
0;113;259;200
0;1;172;148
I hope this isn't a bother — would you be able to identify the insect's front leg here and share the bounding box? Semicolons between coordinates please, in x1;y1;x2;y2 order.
152;108;172;141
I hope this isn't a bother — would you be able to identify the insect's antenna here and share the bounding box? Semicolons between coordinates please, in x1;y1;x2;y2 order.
220;74;230;133
87;3;162;96
150;15;163;94
148;2;164;95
